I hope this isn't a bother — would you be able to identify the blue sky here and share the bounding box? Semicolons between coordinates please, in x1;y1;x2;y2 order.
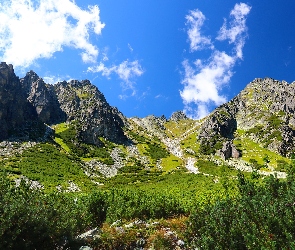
1;0;295;119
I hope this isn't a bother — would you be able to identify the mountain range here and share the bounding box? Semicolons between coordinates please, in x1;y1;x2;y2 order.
0;62;293;191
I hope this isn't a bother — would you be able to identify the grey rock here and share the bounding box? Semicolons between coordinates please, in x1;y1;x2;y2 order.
55;80;127;145
217;141;241;160
76;227;99;241
15;175;44;190
0;62;38;140
21;71;66;124
79;247;93;250
0;63;127;147
199;77;295;157
170;111;188;121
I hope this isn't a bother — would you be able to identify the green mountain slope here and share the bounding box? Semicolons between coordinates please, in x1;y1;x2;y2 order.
0;64;292;193
2;65;295;248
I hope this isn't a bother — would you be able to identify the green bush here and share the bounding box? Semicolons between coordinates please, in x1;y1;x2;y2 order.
186;169;295;249
3;143;96;191
145;142;170;159
0;175;88;249
105;188;187;222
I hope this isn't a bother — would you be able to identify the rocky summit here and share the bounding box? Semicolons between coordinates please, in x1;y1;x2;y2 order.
198;77;295;157
0;63;127;145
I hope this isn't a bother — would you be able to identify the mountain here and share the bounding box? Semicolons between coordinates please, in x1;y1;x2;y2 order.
3;63;295;249
199;77;295;157
0;63;293;192
0;62;38;140
0;63;127;145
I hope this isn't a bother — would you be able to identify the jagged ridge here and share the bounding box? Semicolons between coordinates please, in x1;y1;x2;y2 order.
199;77;295;157
0;62;127;145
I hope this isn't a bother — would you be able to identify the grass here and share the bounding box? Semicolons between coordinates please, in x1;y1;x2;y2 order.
197;160;238;177
53;137;71;152
180;132;200;156
75;89;91;99
164;120;199;138
234;129;290;169
161;154;183;172
1;113;290;197
0;143;97;192
53;122;69;133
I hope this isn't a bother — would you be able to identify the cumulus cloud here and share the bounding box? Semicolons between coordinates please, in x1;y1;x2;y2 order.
0;0;105;69
181;3;251;119
185;9;213;51
87;60;144;93
217;2;251;59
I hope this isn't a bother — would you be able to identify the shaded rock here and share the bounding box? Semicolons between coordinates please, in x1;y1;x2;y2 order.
199;77;295;157
76;228;99;241
55;80;127;145
0;62;38;140
0;63;128;146
231;144;241;159
21;71;66;124
217;141;241;160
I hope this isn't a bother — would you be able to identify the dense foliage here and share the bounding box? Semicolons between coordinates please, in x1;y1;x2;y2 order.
186;168;295;249
0;173;95;249
1;143;97;192
2;160;295;249
55;123;115;164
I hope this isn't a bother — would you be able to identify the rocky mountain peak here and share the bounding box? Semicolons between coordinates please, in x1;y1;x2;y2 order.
0;63;41;140
20;70;66;124
54;79;127;145
170;111;188;121
198;77;295;157
0;62;19;87
0;64;127;145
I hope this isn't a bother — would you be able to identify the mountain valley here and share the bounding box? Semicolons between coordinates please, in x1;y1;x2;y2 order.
1;62;295;249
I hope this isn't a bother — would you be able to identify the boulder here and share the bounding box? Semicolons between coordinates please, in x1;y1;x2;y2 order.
217;141;241;160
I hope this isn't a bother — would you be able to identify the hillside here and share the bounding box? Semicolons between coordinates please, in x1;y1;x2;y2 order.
0;64;290;191
1;63;295;249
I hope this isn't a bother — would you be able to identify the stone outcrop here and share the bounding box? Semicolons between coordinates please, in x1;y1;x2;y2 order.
2;62;295;157
198;77;295;157
217;141;241;160
21;70;66;124
170;111;188;121
132;115;167;134
0;62;38;140
54;80;127;145
0;63;127;145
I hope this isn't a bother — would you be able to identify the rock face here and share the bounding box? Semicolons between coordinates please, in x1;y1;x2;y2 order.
21;70;66;124
0;63;127;145
170;111;188;121
0;63;38;140
198;77;295;157
217;141;241;160
54;80;127;145
2;62;295;156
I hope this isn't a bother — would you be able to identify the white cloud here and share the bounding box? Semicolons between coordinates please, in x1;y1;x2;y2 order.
0;0;105;69
88;62;114;78
87;60;144;93
217;3;251;59
181;3;251;119
43;74;71;85
185;9;213;51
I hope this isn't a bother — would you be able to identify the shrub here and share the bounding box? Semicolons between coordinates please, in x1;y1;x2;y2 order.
0;172;105;249
186;170;295;249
